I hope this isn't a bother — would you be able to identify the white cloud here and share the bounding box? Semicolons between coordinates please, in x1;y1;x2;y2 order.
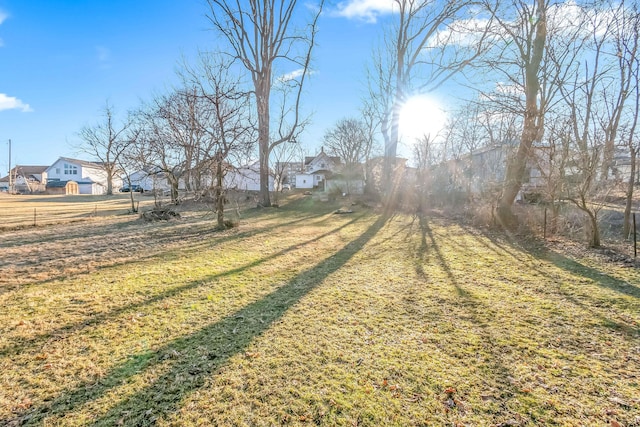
0;94;33;112
426;17;496;49
277;68;316;83
278;69;305;82
332;0;395;24
427;1;625;51
547;1;618;39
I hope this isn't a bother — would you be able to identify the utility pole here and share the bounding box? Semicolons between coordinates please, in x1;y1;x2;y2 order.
7;139;12;193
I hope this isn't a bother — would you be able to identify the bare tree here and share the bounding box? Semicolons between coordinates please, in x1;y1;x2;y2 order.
270;140;303;194
205;0;323;207
323;118;374;166
434;97;519;205
491;0;549;227
599;2;640;180
134;55;255;226
621;5;640;236
366;0;493;196
77;101;131;195
136;86;212;203
118;126;146;213
623;83;639;237
556;8;618;248
135;102;184;204
413;133;437;212
194;56;256;228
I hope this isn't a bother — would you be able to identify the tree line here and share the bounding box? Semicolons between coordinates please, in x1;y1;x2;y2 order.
76;0;640;245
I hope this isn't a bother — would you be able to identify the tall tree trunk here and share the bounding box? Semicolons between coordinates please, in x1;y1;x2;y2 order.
168;174;179;204
496;0;547;228
624;147;637;237
106;166;114;195
106;178;113;195
216;155;225;228
585;210;601;248
383;100;401;196
257;80;271;207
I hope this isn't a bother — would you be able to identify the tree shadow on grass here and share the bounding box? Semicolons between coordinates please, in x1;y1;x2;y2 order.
528;249;640;338
0;214;366;359
413;214;522;414
461;222;640;299
0;210;324;294
459;226;640;339
536;249;640;298
7;215;387;426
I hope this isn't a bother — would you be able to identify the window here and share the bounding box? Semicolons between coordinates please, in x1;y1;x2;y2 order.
55;168;61;174
64;164;78;175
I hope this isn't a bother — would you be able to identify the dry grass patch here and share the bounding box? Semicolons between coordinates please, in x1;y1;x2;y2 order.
1;200;639;426
0;194;159;230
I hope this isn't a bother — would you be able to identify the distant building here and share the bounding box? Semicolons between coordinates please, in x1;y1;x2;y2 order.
225;161;275;192
125;167;173;193
295;148;342;190
273;161;304;190
0;165;48;193
45;157;121;195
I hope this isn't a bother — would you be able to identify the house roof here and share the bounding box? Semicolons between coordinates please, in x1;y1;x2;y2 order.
1;165;49;183
46;179;95;188
48;157;107;171
304;152;341;166
13;165;49;175
46;180;72;188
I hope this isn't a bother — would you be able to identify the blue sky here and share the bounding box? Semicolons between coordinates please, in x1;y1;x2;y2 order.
0;0;448;171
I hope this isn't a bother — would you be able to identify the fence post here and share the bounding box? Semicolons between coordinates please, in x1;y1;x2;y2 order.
634;212;637;259
543;207;547;240
33;208;37;227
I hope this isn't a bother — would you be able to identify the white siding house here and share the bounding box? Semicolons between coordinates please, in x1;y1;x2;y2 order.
126;169;172;193
46;157;120;195
296;149;342;190
295;173;316;189
225;161;274;192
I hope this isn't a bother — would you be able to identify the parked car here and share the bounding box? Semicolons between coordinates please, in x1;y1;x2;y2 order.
120;184;144;193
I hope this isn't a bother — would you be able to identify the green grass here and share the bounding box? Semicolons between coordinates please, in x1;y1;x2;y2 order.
1;197;639;426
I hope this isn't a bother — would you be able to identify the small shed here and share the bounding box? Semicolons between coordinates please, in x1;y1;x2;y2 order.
46;180;79;195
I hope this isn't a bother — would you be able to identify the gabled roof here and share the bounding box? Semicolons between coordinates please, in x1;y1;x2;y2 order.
47;157;107;171
1;165;49;183
12;165;49;175
304;151;341;166
235;160;274;174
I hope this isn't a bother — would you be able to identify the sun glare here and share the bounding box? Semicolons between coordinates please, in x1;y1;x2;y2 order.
399;95;448;143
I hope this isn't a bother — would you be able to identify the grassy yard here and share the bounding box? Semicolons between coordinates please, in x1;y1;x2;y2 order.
1;196;639;426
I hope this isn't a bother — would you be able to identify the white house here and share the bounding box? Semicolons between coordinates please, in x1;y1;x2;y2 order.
46;157;120;195
126;168;173;193
0;165;48;193
225;161;274;192
295;149;342;190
